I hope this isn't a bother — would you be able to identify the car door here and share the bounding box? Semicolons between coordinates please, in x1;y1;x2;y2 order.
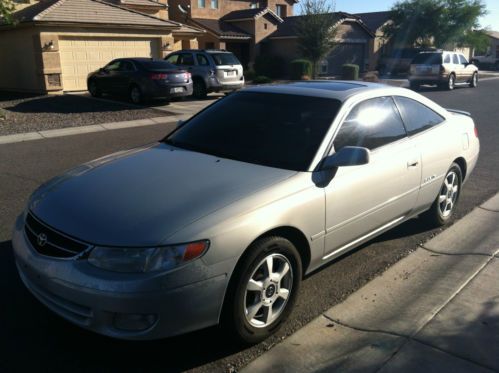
458;54;473;81
97;60;121;92
323;96;421;259
451;53;465;82
113;60;136;93
393;96;452;213
195;53;211;79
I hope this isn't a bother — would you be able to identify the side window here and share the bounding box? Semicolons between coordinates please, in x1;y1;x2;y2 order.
459;54;468;65
198;0;205;8
196;54;209;66
452;54;460;64
104;60;121;71
333;97;407;151
394;96;444;136
119;61;134;71
443;54;451;63
179;53;194;66
165;54;179;64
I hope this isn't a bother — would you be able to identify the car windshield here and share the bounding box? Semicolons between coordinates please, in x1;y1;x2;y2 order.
139;60;177;69
209;53;241;66
164;92;342;171
412;53;442;64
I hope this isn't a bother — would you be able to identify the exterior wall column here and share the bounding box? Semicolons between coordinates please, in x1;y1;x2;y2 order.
160;34;175;57
38;33;63;93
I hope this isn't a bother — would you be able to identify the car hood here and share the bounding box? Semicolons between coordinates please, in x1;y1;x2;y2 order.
29;143;296;247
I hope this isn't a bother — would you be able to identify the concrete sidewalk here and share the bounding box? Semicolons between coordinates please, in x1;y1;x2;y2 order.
243;193;499;373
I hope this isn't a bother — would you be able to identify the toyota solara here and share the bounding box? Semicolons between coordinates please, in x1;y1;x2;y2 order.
13;81;479;343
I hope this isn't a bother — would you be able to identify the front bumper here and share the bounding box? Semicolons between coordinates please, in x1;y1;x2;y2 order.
12;217;229;340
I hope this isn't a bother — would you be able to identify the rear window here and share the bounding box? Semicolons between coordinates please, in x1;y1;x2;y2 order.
139;60;177;70
209;52;241;66
412;53;442;65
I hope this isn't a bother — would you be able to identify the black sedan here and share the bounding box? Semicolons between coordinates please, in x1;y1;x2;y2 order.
87;58;193;104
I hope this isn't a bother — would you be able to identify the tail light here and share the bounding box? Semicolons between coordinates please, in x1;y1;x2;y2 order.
474;126;478;138
185;72;191;80
150;73;168;80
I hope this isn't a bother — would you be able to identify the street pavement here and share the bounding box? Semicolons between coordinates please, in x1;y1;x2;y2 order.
243;192;499;373
0;80;498;372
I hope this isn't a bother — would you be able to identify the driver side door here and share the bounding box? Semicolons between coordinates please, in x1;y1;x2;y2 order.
323;96;421;259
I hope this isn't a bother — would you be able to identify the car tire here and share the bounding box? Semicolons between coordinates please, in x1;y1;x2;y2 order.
423;163;462;226
88;80;101;98
129;85;142;104
447;74;456;90
193;79;207;99
409;81;420;91
469;72;478;88
223;236;302;345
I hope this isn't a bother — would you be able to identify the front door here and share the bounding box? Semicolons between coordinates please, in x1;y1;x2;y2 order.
323;96;421;259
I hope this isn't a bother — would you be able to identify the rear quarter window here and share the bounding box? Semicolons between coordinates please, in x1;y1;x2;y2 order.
394;96;445;136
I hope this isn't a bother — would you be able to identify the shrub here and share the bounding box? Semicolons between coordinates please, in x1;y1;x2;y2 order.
254;55;284;78
244;69;257;81
253;75;272;84
289;59;312;80
341;64;359;80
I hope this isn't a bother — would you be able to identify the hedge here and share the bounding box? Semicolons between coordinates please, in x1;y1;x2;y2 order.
289;59;312;80
341;64;359;80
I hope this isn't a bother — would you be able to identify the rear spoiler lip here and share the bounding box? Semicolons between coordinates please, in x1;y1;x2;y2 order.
446;108;471;117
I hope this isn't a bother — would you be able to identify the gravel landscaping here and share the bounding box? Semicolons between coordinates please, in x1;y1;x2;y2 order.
0;92;173;136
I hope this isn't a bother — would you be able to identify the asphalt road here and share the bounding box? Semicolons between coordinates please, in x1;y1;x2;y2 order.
0;79;498;373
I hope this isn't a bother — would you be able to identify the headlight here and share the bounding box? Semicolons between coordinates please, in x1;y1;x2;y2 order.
88;240;209;273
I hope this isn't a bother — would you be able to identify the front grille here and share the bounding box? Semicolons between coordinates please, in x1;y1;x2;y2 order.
24;213;91;258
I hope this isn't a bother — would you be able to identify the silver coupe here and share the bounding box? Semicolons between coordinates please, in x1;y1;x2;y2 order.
12;81;480;343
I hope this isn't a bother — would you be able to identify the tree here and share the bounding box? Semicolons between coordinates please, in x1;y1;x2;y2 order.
295;0;338;78
0;0;16;25
383;0;488;49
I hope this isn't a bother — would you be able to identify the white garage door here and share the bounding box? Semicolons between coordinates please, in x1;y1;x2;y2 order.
59;36;160;91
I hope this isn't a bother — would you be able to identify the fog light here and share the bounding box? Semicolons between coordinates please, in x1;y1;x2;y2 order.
113;313;157;331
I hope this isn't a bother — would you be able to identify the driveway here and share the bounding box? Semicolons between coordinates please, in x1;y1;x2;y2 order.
0;80;498;372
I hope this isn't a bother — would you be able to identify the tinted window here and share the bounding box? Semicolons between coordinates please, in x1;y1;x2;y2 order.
104;60;121;71
444;54;451;63
179;53;194;66
412;53;442;64
119;61;135;71
334;97;406;151
394;96;444;136
165;54;179;64
210;52;240;66
196;54;209;66
459;54;468;64
452;54;459;64
166;92;341;171
139;60;177;70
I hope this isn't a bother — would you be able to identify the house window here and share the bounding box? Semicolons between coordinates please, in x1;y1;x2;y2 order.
250;2;258;8
276;4;286;17
198;0;205;8
211;0;218;8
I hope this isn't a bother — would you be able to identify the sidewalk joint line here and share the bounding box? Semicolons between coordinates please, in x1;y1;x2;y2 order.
420;245;493;257
478;206;499;213
374;247;499;372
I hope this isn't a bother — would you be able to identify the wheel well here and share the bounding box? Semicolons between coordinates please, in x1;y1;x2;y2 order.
453;157;467;180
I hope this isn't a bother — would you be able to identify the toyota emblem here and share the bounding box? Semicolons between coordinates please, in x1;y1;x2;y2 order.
37;233;48;247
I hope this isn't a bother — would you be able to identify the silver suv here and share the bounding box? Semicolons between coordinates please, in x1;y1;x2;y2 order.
165;49;244;98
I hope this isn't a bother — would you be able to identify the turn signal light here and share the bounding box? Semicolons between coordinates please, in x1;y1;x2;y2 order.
183;241;209;261
150;73;168;80
474;126;478;138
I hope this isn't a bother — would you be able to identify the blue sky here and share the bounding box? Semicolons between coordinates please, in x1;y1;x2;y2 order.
296;0;499;31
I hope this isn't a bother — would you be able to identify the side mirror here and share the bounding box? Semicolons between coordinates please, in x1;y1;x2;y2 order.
321;146;370;169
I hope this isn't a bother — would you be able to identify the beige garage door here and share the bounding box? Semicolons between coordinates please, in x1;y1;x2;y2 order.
59;36;160;91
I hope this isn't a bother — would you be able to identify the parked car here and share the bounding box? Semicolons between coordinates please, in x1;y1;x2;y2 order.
87;58;193;104
165;49;244;98
471;52;499;70
409;51;479;90
13;82;479;344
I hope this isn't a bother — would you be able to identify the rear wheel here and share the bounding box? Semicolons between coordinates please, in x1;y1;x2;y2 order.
423;163;462;226
192;79;207;99
88;80;101;98
447;74;456;90
223;236;302;345
129;85;142;104
469;72;478;88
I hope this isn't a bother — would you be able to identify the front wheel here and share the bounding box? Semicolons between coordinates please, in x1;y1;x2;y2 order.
469;73;478;88
447;74;456;90
129;85;142;104
88;80;101;97
224;236;302;344
423;163;462;226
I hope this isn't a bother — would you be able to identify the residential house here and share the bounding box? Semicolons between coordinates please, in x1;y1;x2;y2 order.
0;0;204;93
354;11;391;70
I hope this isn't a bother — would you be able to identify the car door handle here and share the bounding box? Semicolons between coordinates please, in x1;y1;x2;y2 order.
407;160;419;168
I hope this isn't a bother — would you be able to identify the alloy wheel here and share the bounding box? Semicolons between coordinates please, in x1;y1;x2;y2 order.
448;75;455;90
438;171;459;217
244;253;293;328
130;86;141;104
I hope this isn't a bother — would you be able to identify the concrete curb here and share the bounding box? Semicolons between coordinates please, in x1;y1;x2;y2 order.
243;191;499;372
0;116;178;145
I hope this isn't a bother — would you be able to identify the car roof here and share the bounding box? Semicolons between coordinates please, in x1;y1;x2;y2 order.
243;81;393;102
